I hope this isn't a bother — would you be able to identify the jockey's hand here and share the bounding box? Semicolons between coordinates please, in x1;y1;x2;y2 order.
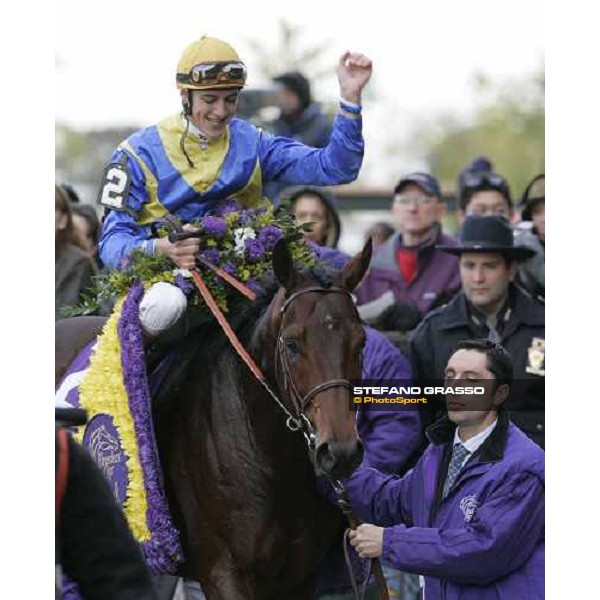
155;223;200;269
348;523;384;559
337;51;373;105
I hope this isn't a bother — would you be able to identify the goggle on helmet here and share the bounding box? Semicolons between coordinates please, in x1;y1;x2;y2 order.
176;36;247;90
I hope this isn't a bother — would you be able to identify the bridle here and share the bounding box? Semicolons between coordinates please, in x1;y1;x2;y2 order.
275;286;358;429
184;253;359;450
276;285;390;600
165;218;361;451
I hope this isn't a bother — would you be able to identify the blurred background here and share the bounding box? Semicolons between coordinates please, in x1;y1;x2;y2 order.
55;0;544;254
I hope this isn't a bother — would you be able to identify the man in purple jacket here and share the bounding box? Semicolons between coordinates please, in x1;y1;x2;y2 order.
326;339;544;600
355;172;461;316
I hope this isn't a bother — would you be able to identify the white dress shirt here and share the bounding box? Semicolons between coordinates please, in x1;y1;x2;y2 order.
453;418;498;468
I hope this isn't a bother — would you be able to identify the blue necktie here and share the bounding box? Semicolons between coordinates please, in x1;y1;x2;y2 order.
443;443;470;499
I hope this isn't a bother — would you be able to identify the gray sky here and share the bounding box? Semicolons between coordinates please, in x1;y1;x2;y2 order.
56;0;544;125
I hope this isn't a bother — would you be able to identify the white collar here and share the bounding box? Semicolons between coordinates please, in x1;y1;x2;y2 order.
454;417;498;455
182;115;210;142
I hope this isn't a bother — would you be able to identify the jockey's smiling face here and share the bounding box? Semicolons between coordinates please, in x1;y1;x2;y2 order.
183;88;240;139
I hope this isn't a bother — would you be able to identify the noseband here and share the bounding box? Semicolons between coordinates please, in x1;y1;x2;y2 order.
276;286;359;431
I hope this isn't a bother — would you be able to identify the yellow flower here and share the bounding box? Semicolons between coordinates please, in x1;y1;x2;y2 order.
77;298;151;542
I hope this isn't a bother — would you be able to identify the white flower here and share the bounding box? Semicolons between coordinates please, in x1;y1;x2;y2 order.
233;227;256;256
173;268;193;278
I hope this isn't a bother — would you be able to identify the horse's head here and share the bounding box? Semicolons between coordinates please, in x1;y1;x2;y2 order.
266;239;372;480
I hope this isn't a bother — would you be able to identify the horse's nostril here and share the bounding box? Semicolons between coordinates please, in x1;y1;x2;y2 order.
315;442;337;474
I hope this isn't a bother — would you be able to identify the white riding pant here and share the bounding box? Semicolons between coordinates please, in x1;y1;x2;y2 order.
138;282;188;338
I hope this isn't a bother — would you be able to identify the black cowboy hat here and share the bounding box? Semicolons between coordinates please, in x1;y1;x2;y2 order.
437;214;536;261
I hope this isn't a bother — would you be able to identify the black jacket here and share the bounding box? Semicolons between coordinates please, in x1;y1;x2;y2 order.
56;429;157;600
272;103;332;148
409;285;545;448
55;244;96;320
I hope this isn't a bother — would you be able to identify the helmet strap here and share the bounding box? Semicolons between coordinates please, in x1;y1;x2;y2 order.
180;92;195;168
182;90;193;116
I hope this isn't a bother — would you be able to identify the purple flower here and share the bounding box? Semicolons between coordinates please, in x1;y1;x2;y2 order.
213;198;243;216
258;225;283;251
238;210;252;224
200;248;220;265
174;273;194;295
246;278;262;294
244;238;266;262
117;282;183;573
221;262;236;276
201;216;228;238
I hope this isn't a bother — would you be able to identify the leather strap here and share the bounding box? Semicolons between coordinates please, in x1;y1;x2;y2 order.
191;269;265;382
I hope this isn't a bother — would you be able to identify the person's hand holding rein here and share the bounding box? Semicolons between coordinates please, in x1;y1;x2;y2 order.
337;51;373;105
155;223;200;270
349;523;384;559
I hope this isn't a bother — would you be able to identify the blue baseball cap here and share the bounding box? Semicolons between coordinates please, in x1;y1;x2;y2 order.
394;172;442;199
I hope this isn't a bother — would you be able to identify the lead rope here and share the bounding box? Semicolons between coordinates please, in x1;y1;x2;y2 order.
332;480;390;600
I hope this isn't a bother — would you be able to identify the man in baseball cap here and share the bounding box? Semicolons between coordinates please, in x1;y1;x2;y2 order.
355;172;460;317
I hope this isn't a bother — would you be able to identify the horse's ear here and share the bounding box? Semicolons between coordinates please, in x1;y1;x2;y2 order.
272;239;298;291
340;237;372;291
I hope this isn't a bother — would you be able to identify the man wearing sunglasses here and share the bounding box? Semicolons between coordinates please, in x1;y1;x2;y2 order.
355;172;461;317
456;157;513;223
97;35;372;341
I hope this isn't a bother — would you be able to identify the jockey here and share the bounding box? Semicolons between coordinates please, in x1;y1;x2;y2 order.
97;35;373;340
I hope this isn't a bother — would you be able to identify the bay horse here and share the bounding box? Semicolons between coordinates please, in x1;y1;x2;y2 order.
55;239;372;599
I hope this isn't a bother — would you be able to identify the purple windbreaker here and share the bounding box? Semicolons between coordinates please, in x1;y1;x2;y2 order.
328;413;545;600
358;327;423;474
355;227;461;315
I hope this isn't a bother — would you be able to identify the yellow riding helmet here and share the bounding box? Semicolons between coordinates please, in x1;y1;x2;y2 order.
176;36;247;90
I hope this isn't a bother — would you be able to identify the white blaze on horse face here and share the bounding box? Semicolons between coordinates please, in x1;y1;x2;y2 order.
323;313;343;331
325;313;334;331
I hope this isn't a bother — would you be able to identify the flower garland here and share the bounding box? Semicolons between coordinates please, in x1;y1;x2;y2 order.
77;294;151;542
77;283;182;573
118;282;182;573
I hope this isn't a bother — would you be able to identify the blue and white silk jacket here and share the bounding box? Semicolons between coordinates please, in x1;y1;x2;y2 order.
99;108;364;268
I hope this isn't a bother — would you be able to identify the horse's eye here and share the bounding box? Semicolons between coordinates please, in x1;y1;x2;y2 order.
285;339;301;355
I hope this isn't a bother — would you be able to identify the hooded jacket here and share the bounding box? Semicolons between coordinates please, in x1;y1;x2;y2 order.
289;186;342;248
514;228;545;297
273;103;332;148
